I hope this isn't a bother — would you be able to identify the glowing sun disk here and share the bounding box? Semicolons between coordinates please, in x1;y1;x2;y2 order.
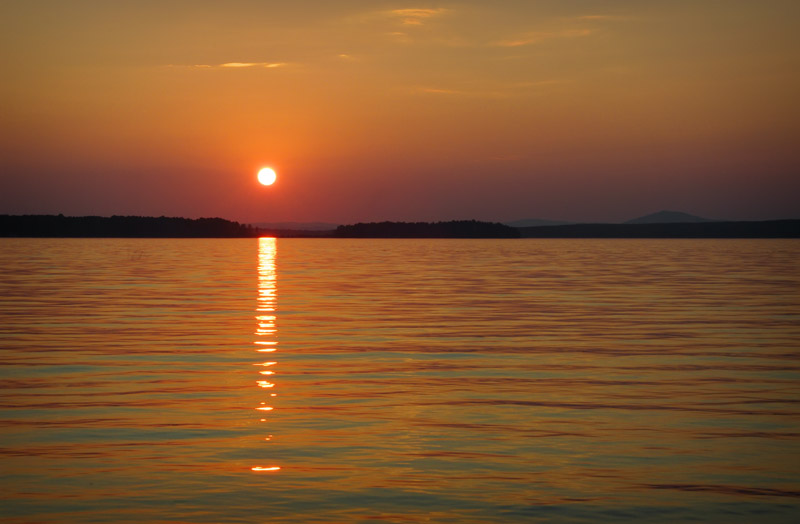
258;167;277;186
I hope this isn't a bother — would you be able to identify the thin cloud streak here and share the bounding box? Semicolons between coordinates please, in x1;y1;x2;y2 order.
220;62;288;68
348;7;449;27
576;14;635;21
492;14;631;48
410;79;566;99
167;62;289;69
390;8;449;26
495;28;595;48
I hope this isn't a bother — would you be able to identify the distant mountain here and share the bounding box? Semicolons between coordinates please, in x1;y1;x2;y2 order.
625;210;714;224
504;218;574;228
252;221;339;231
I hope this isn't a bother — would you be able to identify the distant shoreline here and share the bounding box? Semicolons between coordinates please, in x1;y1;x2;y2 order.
1;215;798;238
517;220;800;239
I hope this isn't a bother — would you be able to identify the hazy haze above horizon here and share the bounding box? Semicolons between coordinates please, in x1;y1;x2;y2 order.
1;1;798;223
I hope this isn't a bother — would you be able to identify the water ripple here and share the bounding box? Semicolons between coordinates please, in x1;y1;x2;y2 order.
1;238;798;523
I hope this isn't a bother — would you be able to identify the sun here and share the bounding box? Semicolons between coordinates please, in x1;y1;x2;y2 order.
257;167;277;186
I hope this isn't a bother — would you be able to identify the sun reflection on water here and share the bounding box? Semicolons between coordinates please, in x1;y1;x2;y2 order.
253;237;279;473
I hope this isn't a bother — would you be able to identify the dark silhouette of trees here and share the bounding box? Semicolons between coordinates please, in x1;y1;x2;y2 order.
0;215;256;237
3;215;796;239
334;220;520;238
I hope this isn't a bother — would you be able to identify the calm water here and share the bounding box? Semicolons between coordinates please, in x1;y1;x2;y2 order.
1;238;799;523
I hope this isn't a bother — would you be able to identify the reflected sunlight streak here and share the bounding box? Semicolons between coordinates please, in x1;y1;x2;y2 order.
253;237;279;472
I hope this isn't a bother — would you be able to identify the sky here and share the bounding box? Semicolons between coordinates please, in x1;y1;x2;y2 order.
1;0;798;224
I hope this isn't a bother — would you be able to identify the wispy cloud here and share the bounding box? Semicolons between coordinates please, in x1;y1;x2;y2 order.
492;13;632;48
494;28;594;47
337;53;361;62
348;7;449;28
576;14;633;21
410;79;569;98
167;62;289;70
410;86;508;99
418;87;465;95
218;62;288;68
390;8;449;26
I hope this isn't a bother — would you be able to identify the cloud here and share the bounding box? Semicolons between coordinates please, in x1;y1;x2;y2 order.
418;87;464;95
494;28;594;47
219;62;288;68
410;86;508;99
492;14;629;47
166;62;289;70
576;14;633;21
337;53;361;62
410;78;569;98
390;8;449;26
347;7;449;27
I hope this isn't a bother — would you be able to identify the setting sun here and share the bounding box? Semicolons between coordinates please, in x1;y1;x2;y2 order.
257;167;277;186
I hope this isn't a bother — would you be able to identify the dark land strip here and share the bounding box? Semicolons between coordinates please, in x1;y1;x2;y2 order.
1;215;798;238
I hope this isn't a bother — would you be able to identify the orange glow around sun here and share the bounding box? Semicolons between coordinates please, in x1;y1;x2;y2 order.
258;167;277;186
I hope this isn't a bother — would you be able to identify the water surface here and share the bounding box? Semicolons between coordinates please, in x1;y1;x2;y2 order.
1;238;798;522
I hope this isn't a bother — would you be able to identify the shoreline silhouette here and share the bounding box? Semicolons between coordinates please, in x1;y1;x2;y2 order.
1;214;798;238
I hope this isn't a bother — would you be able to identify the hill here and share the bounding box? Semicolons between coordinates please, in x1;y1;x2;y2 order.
625;210;713;224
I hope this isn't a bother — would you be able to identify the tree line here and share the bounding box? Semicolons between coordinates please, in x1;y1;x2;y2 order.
334;220;520;238
0;215;256;237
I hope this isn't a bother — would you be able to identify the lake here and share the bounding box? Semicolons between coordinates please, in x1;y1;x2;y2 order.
1;238;799;522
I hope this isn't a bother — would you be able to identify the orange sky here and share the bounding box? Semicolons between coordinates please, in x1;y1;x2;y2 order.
1;1;798;223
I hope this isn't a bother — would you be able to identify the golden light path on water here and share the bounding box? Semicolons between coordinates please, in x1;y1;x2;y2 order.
0;238;799;522
253;237;280;473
